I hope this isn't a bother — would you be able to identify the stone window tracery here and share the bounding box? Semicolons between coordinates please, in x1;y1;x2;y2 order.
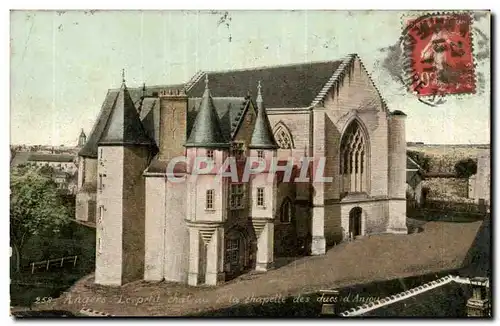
273;123;294;149
340;120;367;194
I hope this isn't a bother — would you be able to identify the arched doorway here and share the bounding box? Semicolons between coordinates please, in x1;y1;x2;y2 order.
224;228;252;280
274;197;300;257
349;207;362;239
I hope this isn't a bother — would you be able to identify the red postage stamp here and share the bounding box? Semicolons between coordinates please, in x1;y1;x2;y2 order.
404;13;475;97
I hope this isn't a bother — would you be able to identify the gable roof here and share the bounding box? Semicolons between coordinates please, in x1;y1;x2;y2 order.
187;60;344;108
98;82;157;149
80;53;386;157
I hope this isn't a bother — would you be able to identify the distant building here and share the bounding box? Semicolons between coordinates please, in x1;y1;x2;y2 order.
468;150;490;205
10;137;80;195
22;153;78;175
53;170;78;195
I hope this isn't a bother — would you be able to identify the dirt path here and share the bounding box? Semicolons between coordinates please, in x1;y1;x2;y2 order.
36;220;482;316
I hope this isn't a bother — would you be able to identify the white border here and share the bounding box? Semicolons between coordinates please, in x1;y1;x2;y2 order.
3;2;497;326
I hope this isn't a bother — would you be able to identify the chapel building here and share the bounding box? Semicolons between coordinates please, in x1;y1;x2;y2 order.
76;54;408;286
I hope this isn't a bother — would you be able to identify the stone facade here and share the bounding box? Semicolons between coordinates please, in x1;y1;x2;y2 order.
76;54;408;286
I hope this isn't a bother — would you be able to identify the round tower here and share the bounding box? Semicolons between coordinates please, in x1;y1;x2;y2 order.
388;110;407;198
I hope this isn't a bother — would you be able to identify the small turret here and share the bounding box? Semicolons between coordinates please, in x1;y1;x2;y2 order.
185;74;229;148
249;81;278;150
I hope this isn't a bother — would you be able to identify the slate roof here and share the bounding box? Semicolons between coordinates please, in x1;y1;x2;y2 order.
187;60;344;108
139;97;160;146
185;79;230;148
98;82;157;150
79;85;181;158
187;97;248;141
249;82;278;149
79;54;383;158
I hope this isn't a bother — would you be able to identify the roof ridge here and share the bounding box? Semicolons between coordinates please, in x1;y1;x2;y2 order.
185;71;205;92
310;53;357;107
309;53;389;112
107;83;186;92
201;57;348;75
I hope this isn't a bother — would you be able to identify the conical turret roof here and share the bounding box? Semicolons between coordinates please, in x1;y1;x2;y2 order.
249;81;278;149
185;74;229;148
98;72;157;149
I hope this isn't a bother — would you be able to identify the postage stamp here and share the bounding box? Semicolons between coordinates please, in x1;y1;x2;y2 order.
403;12;476;97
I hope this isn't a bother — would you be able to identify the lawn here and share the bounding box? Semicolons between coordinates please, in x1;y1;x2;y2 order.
34;219;483;317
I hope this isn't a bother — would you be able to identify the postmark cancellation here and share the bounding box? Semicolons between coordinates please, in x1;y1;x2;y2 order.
402;12;476;98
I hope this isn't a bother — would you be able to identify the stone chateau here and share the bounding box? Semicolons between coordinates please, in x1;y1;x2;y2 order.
76;53;408;286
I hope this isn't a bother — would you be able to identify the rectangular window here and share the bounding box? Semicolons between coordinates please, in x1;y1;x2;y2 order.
257;150;264;159
97;236;102;255
98;174;103;192
98;205;104;223
206;189;214;209
98;173;107;192
99;148;105;166
230;184;245;210
257;188;265;207
207;150;214;160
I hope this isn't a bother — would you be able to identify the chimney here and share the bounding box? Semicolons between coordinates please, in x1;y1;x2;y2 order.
158;88;188;162
466;277;490;317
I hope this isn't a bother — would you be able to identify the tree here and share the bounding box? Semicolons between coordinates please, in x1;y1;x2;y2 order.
10;168;70;273
407;150;431;173
454;158;478;179
39;164;55;177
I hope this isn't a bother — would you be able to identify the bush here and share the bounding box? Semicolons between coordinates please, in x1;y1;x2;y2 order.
407;150;431;172
454;158;478;179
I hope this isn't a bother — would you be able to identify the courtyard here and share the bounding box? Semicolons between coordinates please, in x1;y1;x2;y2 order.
34;217;484;316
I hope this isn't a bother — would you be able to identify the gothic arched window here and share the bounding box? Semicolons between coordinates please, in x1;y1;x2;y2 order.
273;122;294;149
340;120;368;194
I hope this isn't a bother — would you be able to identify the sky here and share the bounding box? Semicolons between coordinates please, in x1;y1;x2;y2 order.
10;10;491;146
